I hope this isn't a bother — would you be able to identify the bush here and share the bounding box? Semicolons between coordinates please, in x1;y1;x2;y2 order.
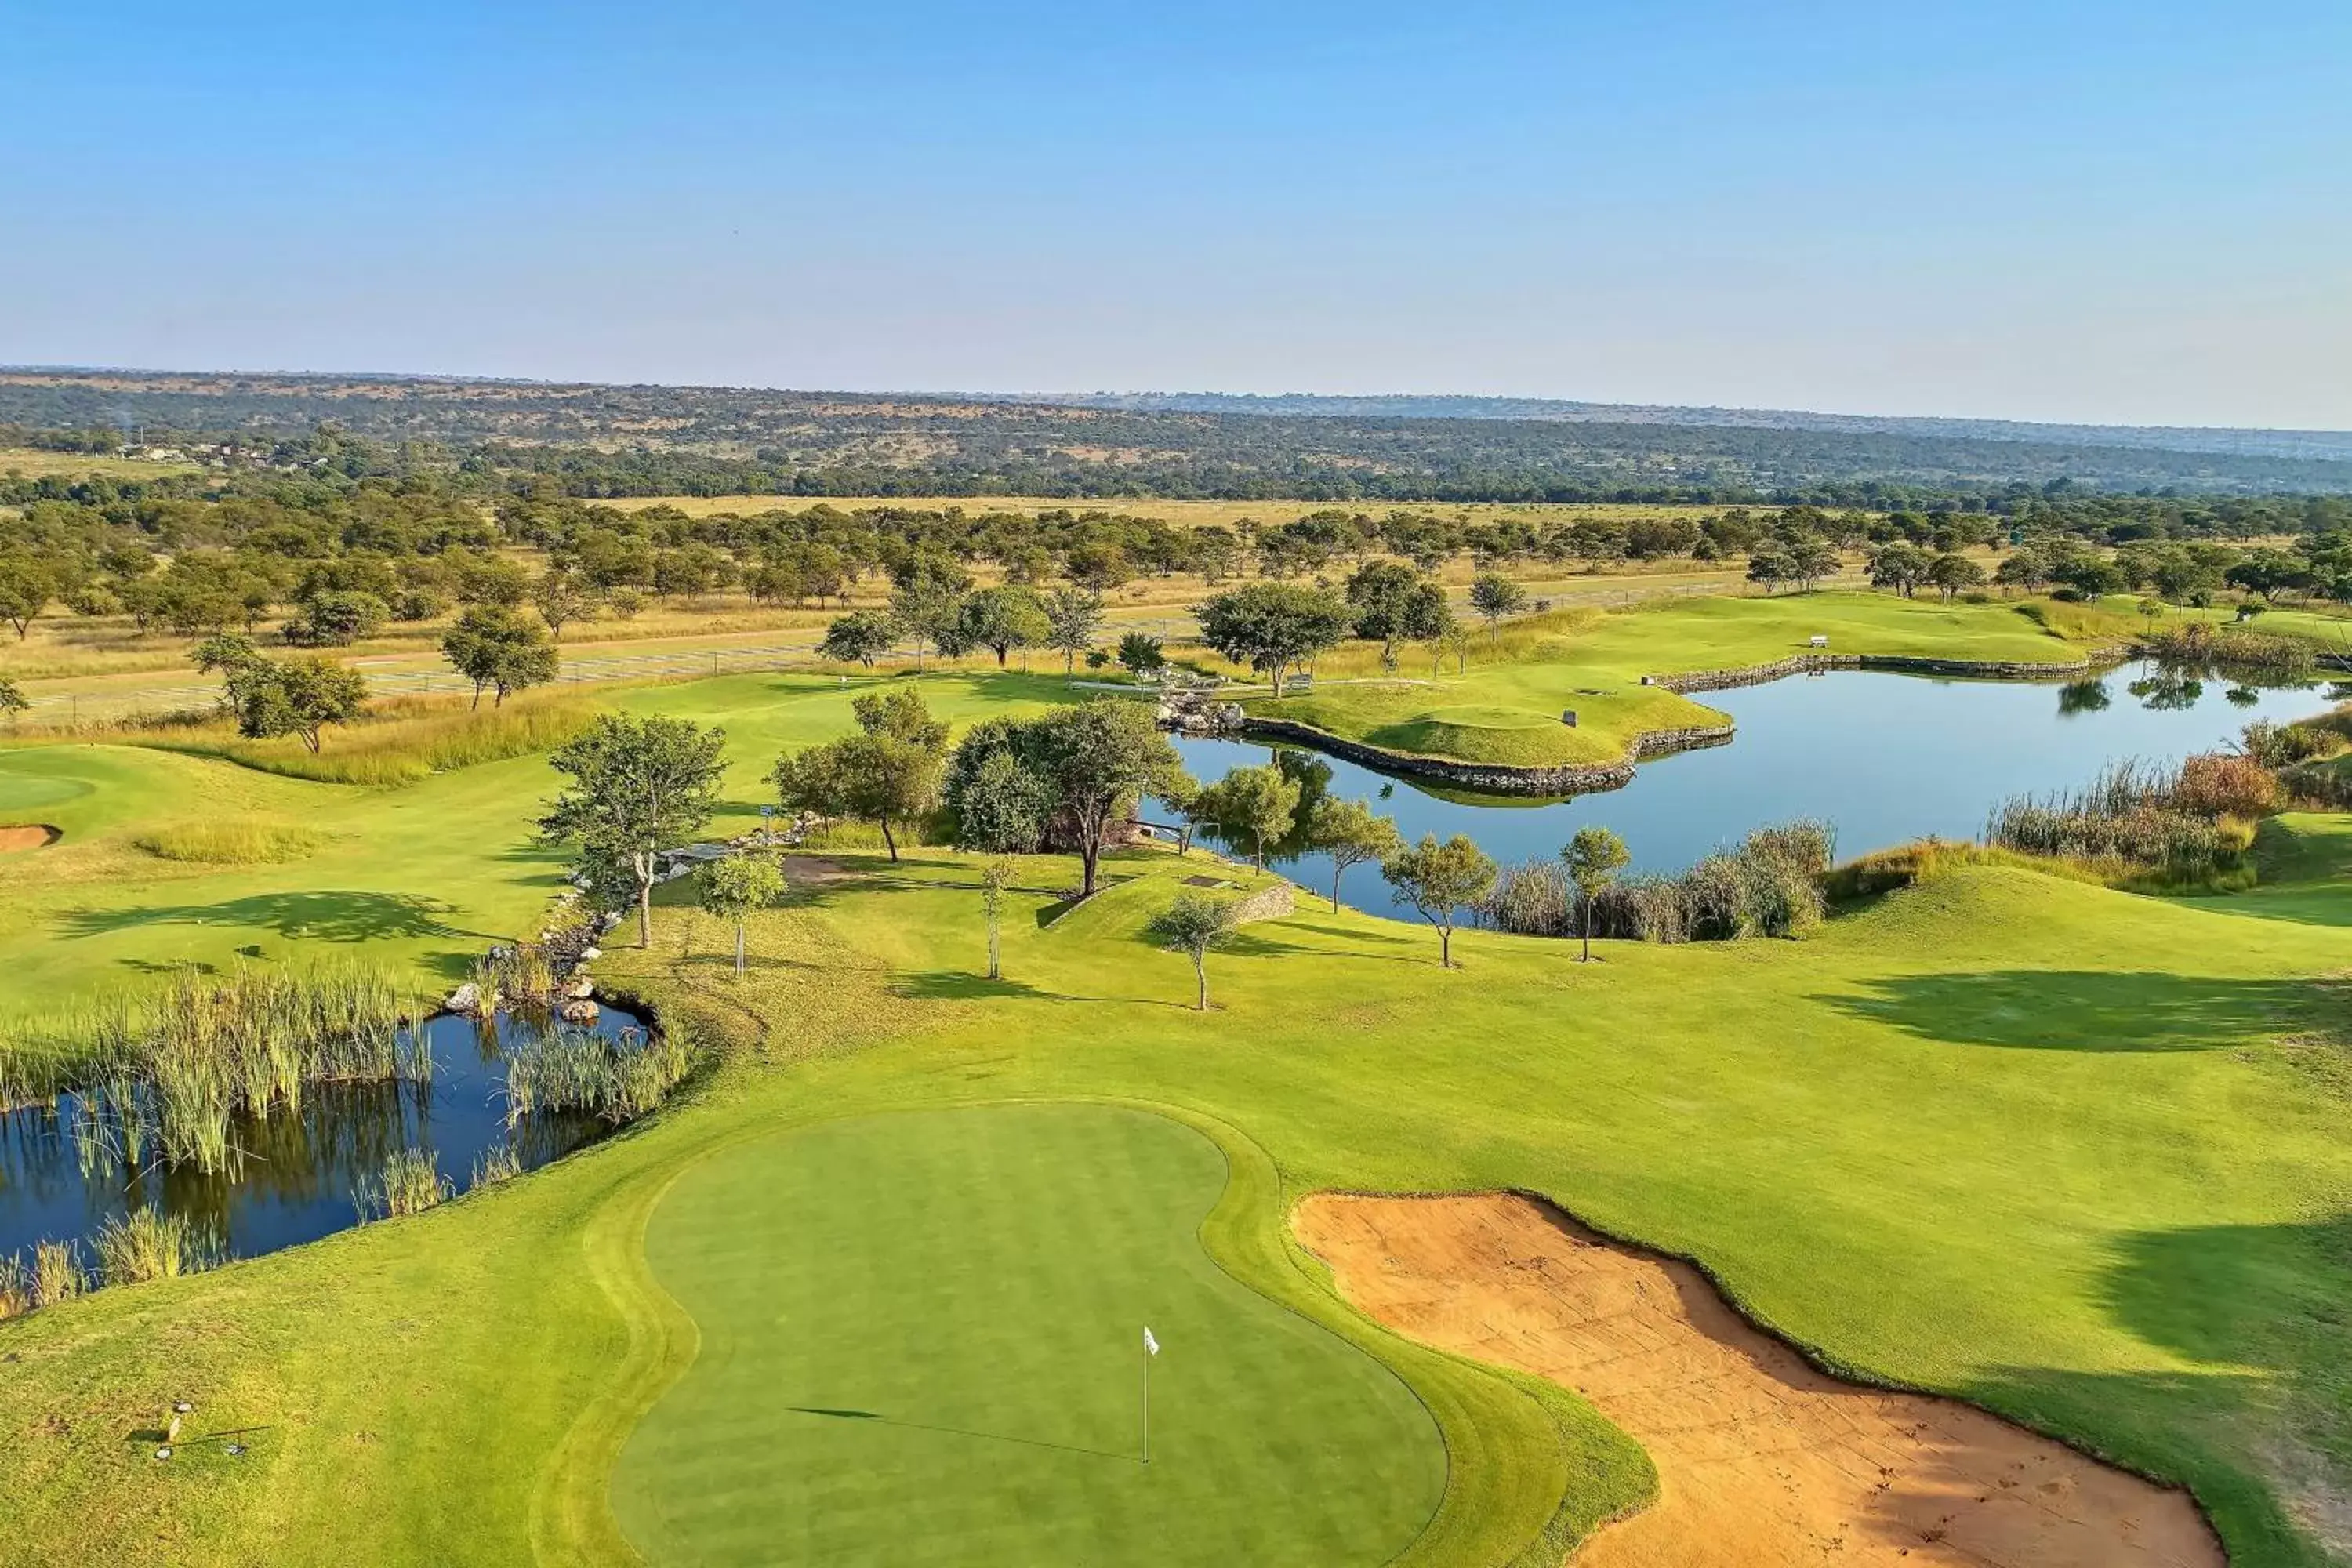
1482;818;1830;944
2171;753;2280;819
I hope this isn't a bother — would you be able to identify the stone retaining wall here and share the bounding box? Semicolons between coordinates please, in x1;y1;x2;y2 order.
1236;716;1733;797
1651;649;2114;694
1228;882;1296;925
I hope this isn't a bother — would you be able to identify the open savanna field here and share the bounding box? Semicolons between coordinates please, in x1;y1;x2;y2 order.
3;589;2350;1568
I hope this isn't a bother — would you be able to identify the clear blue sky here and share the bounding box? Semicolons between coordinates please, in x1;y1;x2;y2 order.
4;1;2347;427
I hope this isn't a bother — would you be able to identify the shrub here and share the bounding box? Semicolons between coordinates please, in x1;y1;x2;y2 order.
2171;753;2280;819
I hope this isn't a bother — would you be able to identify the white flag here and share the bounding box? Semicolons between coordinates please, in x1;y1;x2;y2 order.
1142;1327;1160;1356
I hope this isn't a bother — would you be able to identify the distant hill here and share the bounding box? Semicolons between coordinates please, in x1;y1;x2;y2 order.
5;368;2349;501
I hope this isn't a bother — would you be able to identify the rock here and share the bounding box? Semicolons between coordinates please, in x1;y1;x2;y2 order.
578;946;601;963
560;1000;601;1024
568;976;595;1000
444;982;482;1016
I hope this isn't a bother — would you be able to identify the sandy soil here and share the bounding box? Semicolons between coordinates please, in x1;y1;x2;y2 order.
1294;1193;2224;1568
0;825;60;852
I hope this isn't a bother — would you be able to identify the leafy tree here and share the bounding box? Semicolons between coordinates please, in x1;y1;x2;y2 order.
282;590;389;647
1785;539;1840;590
1303;797;1402;912
1867;543;1933;598
1926;553;1986;602
699;854;787;978
1468;572;1527;641
819;610;898;668
442;604;559;707
1196;583;1351;697
979;855;1015;980
541;715;729;949
2055;555;2128;602
2224;548;2311;603
956;584;1049;666
1381;833;1496;968
531;570;597;639
1143;891;1239;1011
951;746;1051;852
1041;586;1105;677
1029;700;1192;895
1745;546;1792;593
1116;631;1167;677
0;677;29;725
771;687;948;862
889;562;968;670
195;637;368;753
1345;561;1451;672
1561;826;1630;962
454;553;530;608
0;557;53;640
1064;542;1132;593
1187;764;1300;872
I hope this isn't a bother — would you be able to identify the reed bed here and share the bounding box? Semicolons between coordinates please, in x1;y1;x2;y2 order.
359;1149;453;1220
501;1024;694;1127
2141;622;2322;678
470;1143;522;1189
1482;820;1834;944
92;1209;224;1286
1984;758;2253;876
13;964;429;1177
0;1240;93;1317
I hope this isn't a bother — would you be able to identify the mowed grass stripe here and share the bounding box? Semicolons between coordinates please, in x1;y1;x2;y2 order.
612;1103;1445;1566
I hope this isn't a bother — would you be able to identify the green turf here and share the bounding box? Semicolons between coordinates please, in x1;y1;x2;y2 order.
612;1104;1444;1566
5;626;2352;1566
1249;590;2101;768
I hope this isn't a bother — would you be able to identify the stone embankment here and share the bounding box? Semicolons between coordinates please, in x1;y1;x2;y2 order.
1650;648;2118;695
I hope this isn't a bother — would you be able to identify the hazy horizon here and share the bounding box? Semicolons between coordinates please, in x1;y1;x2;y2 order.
6;1;2347;430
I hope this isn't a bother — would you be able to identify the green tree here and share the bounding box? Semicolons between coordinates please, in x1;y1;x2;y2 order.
952;747;1051;853
1345;561;1451;672
771;687;948;862
1030;700;1192;895
1786;539;1840;590
1562;826;1631;962
281;590;389;647
1042;586;1105;677
1745;546;1793;593
889;563;969;671
540;714;730;948
0;557;53;640
820;610;898;667
699;854;787;978
1196;582;1351;697
1116;631;1167;677
1468;572;1527;641
1187;764;1301;872
1926;553;1987;603
956;585;1050;666
1867;543;1933;598
979;855;1016;980
1303;797;1402;913
1381;833;1496;968
0;677;30;726
531;570;596;640
1143;891;1239;1011
441;604;558;707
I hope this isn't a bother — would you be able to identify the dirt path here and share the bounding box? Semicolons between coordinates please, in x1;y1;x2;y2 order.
1294;1193;2224;1568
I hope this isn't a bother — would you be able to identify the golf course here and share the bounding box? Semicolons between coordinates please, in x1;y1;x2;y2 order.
3;588;2350;1568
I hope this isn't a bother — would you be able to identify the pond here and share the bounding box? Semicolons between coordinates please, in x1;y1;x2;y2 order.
0;1005;649;1280
1166;663;2333;913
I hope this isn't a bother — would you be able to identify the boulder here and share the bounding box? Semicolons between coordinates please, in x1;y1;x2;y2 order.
567;976;595;1000
444;982;482;1016
578;946;601;963
560;1000;601;1025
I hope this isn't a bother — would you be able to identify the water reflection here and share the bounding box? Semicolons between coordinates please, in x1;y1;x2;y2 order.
1;1007;643;1272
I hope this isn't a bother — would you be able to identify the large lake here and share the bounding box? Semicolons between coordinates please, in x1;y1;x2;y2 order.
1167;663;2332;913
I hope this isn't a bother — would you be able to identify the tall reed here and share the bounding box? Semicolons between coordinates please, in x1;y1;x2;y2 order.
359;1149;452;1219
1482;820;1834;944
502;1025;693;1127
93;1209;224;1286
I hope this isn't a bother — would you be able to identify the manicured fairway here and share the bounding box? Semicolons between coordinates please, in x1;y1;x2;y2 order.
612;1103;1445;1566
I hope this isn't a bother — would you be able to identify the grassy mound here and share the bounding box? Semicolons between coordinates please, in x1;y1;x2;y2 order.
133;820;324;864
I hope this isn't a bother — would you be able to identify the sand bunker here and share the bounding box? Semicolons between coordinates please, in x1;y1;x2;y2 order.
0;824;60;852
1294;1193;2223;1568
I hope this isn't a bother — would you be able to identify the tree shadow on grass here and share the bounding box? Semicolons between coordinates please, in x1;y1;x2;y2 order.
786;1405;1134;1465
59;891;482;945
1817;971;2332;1051
1962;1211;2352;1556
889;969;1189;1009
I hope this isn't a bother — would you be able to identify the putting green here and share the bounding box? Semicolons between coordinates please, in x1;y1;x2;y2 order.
611;1103;1446;1566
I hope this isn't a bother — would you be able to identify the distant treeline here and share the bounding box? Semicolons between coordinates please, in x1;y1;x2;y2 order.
5;367;2351;501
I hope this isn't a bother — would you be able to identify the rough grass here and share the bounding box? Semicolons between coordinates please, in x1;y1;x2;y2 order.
132;819;323;864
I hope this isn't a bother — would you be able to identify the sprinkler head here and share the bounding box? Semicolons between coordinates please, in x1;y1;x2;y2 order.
173;1401;192;1413
154;1447;172;1461
226;1444;246;1457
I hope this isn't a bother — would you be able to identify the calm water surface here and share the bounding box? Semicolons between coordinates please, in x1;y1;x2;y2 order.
0;1006;647;1272
1166;664;2331;912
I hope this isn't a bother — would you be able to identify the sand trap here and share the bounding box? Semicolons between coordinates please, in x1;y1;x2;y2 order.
1294;1193;2224;1568
0;824;60;852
